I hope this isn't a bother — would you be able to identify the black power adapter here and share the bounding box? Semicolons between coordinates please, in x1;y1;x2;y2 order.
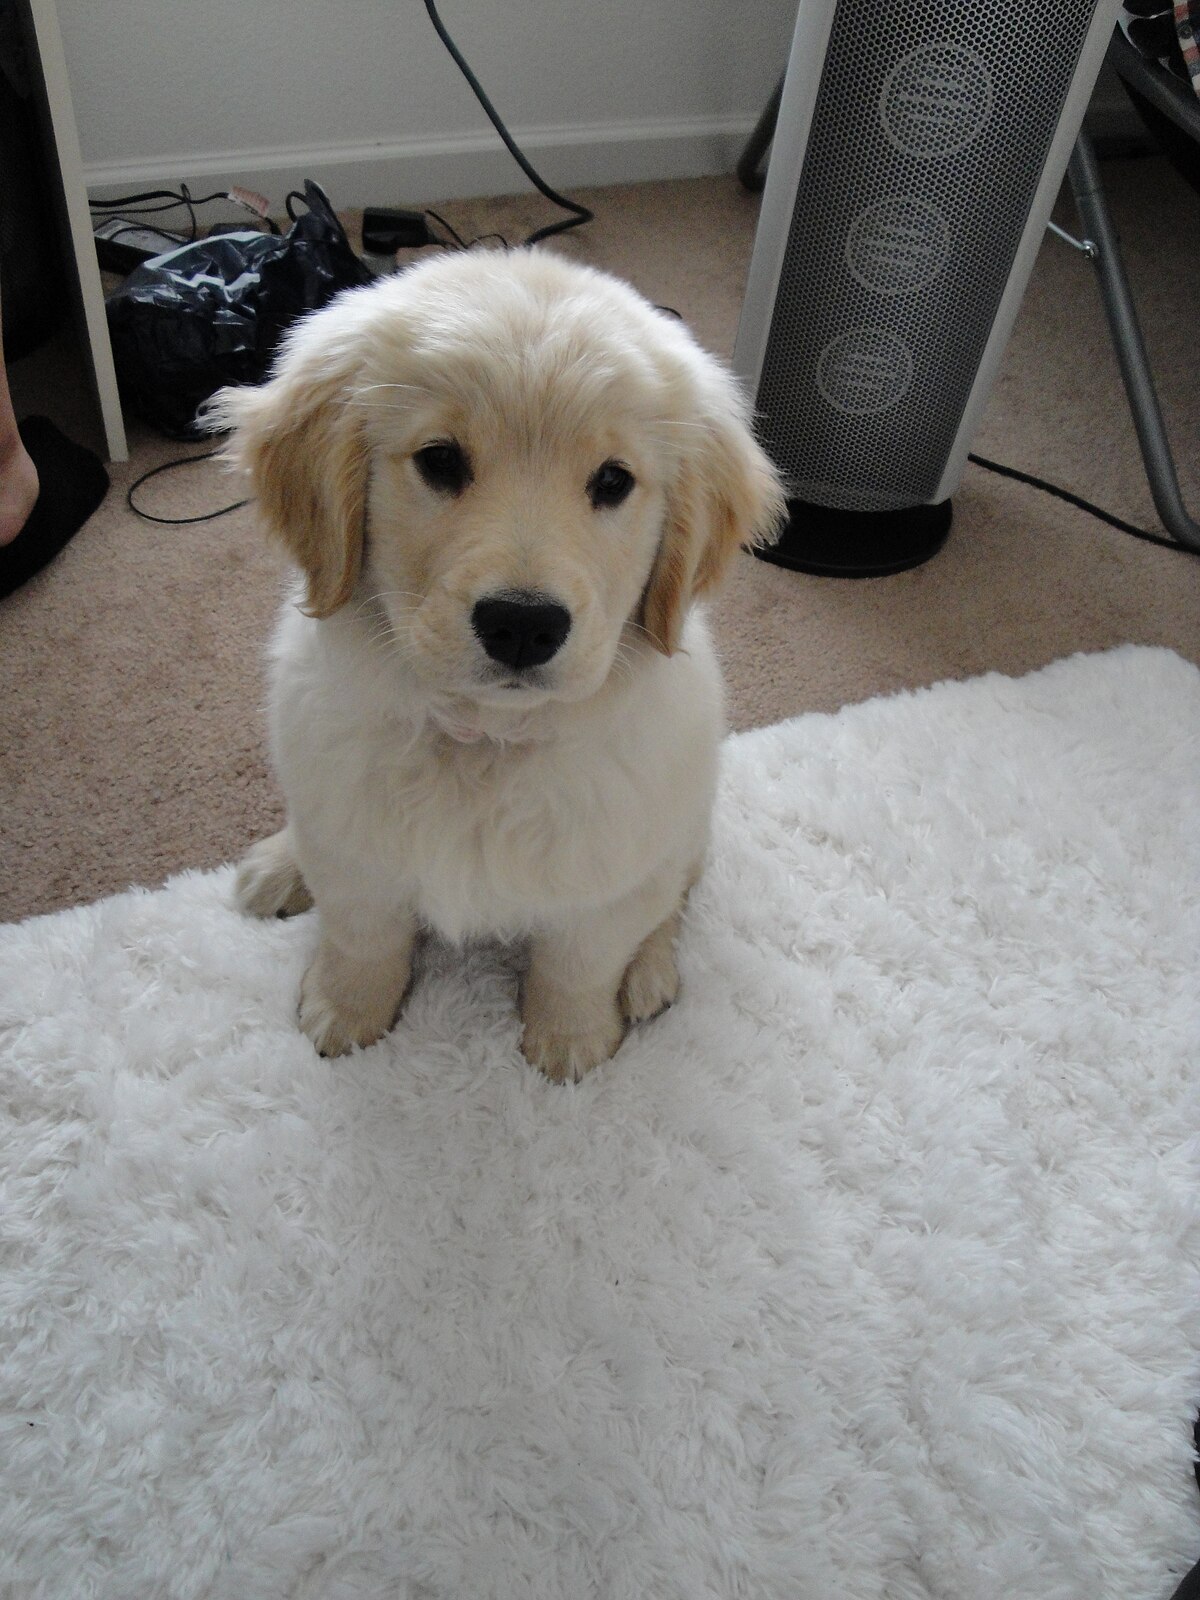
362;207;439;254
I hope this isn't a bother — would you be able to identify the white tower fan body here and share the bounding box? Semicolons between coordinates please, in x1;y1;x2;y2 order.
733;0;1124;575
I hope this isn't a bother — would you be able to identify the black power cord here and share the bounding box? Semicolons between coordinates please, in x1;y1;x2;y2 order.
421;0;593;247
126;452;247;525
90;184;281;241
967;452;1197;556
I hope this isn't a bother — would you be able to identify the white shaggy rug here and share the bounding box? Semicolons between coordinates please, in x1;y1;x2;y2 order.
2;646;1198;1600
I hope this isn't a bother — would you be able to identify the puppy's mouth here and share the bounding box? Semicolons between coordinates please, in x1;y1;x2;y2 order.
471;665;554;703
497;669;547;691
429;670;558;745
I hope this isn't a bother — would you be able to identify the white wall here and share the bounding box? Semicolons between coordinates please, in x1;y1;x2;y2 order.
61;0;798;207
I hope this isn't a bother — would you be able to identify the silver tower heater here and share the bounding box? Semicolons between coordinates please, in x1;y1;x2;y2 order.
734;0;1124;576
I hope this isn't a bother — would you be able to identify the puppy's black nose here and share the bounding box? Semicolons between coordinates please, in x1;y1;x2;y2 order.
471;593;572;670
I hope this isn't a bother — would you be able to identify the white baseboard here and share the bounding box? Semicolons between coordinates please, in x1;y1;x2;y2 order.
84;114;758;212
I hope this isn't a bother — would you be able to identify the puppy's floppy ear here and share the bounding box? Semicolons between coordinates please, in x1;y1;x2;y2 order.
641;387;786;656
208;306;371;618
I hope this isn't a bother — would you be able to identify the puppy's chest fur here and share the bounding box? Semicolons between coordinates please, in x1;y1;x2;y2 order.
356;733;653;939
271;612;719;943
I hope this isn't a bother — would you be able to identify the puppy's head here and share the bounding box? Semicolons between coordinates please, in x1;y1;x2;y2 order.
213;250;784;706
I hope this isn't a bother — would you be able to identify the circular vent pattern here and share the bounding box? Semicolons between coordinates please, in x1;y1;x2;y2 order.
844;196;950;295
816;327;914;415
880;42;994;159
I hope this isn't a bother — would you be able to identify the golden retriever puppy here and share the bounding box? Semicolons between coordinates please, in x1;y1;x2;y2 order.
213;248;784;1081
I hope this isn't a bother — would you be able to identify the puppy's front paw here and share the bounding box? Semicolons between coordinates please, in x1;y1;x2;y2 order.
520;989;625;1084
298;957;401;1058
235;830;314;919
620;925;680;1026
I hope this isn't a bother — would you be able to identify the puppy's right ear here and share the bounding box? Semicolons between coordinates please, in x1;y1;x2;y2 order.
207;306;370;618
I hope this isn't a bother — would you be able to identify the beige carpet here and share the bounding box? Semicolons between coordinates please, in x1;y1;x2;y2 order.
2;162;1198;924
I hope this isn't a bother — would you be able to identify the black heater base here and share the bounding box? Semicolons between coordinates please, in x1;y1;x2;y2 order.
754;496;953;578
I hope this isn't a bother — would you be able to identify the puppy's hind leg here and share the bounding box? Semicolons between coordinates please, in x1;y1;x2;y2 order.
234;826;314;919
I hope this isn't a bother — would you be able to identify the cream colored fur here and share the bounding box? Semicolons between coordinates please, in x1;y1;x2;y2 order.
215;249;784;1079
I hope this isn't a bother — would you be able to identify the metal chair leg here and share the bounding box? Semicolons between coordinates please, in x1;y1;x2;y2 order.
736;77;785;194
1067;129;1200;551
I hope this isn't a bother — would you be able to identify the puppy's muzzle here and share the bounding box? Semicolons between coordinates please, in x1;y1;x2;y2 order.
471;592;572;671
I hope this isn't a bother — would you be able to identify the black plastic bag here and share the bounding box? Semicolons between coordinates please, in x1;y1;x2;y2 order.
106;180;373;437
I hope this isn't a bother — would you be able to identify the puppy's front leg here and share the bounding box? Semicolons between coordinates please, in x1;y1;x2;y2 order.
522;872;687;1083
300;899;417;1058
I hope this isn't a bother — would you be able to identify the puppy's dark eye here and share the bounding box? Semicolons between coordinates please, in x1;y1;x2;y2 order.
413;441;471;496
588;459;635;510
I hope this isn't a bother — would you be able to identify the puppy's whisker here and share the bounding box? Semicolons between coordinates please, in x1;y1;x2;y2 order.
374;627;422;665
372;620;420;654
367;637;416;673
622;619;657;649
364;617;415;654
353;592;423;639
357;604;408;644
361;620;419;652
608;640;637;686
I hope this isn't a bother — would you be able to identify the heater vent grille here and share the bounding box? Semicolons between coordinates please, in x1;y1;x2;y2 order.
880;43;994;159
844;197;950;295
816;327;914;415
754;0;1102;511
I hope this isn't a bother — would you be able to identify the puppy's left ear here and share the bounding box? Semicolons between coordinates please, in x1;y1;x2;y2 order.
641;397;786;656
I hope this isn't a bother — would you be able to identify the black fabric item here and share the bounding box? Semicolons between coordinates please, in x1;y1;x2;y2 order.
105;180;373;437
1124;81;1200;194
1170;1554;1200;1600
0;416;108;598
1128;11;1187;58
0;23;65;360
1167;1414;1200;1600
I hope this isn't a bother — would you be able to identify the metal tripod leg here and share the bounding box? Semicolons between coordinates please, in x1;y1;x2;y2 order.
1067;129;1200;550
